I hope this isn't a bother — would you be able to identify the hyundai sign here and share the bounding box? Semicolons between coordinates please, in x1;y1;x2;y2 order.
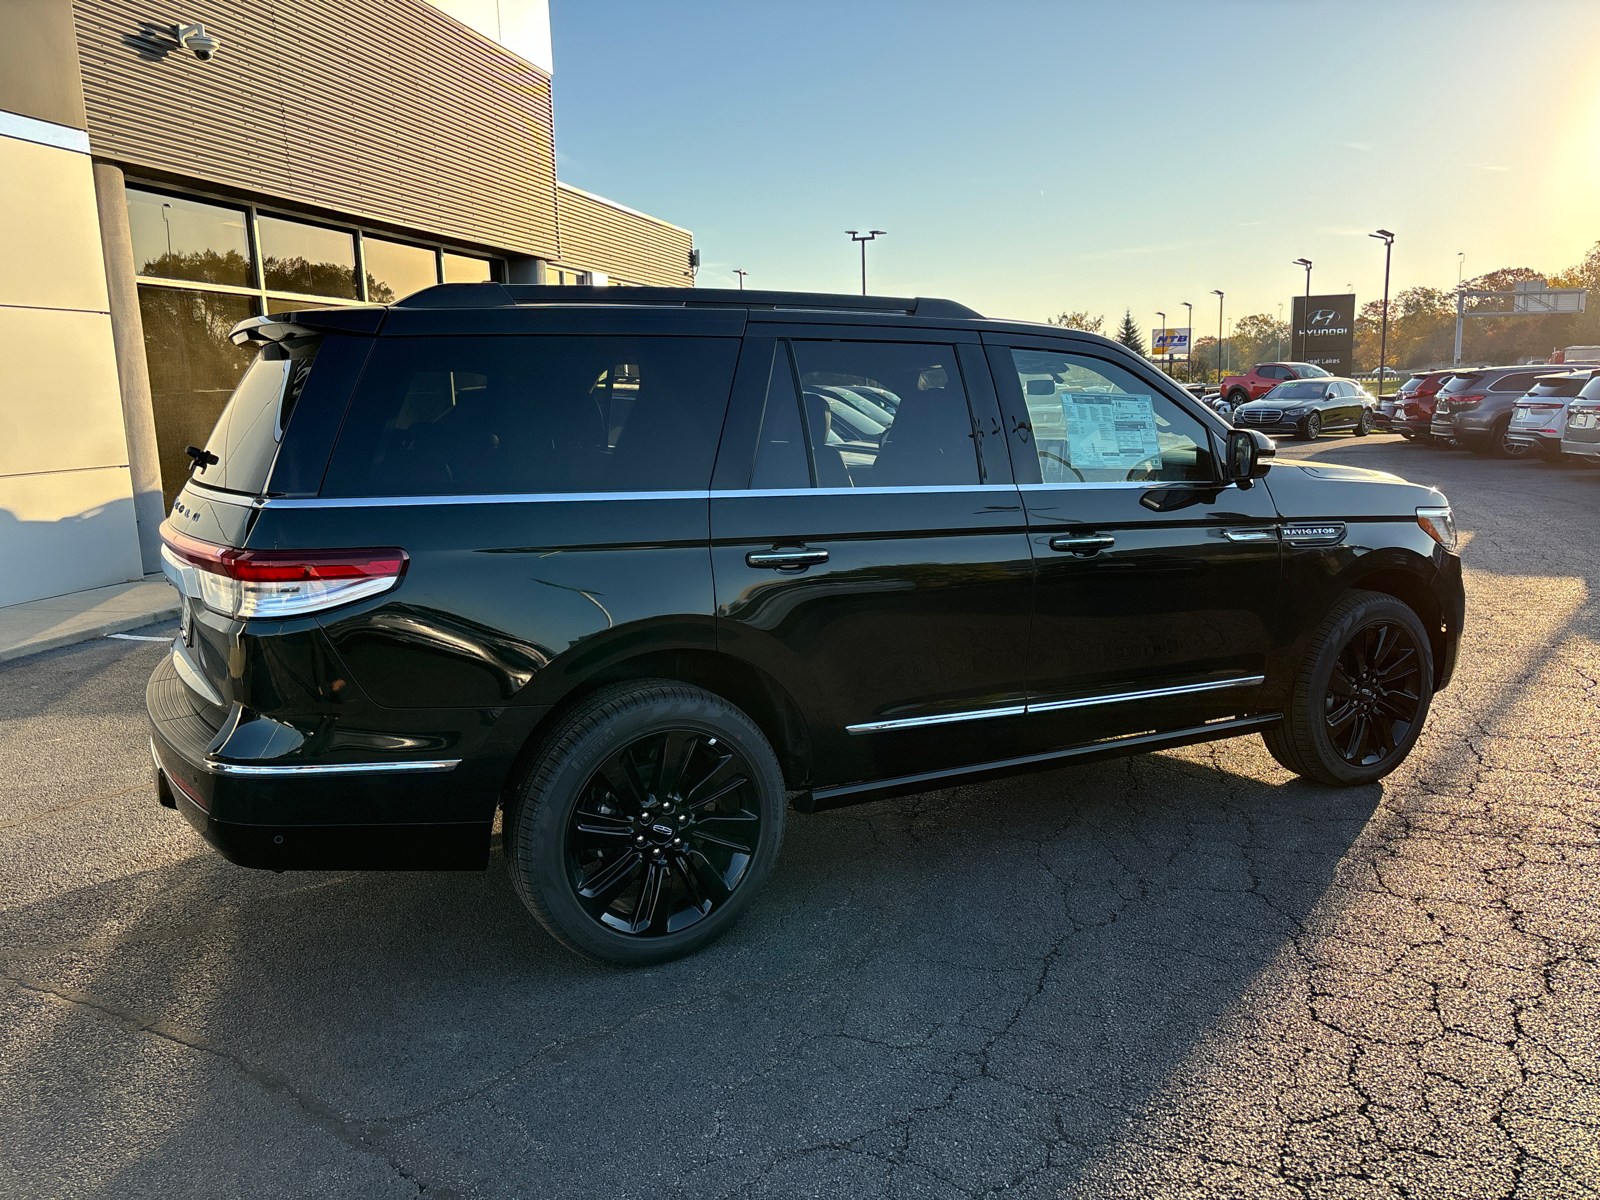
1152;327;1189;357
1290;294;1356;376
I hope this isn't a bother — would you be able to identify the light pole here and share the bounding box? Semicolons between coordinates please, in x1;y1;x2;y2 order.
1181;301;1193;379
1369;229;1395;396
1211;291;1225;385
1155;311;1165;366
1277;303;1285;360
846;230;885;296
733;269;748;291
1291;259;1313;361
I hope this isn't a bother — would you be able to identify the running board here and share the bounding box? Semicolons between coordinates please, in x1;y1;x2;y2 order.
793;713;1283;814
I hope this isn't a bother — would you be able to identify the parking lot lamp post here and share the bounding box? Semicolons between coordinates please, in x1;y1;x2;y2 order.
1211;290;1224;385
733;269;748;291
1181;302;1193;380
846;230;886;295
1155;311;1165;367
1370;229;1395;396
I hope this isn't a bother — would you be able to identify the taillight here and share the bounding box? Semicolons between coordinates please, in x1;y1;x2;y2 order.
160;524;407;619
1448;393;1485;410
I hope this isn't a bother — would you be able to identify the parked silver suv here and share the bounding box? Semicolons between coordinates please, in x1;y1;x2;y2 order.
1559;374;1600;464
1506;369;1600;462
1429;367;1549;457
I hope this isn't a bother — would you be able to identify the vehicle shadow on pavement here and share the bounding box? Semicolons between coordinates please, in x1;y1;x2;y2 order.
3;743;1384;1199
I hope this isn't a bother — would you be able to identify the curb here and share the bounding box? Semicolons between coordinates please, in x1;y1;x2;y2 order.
0;599;182;665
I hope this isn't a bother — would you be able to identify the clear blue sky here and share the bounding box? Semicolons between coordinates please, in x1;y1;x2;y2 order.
550;1;1600;330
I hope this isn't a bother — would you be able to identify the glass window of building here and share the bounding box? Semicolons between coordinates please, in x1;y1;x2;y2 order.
138;288;258;509
258;214;359;298
363;238;439;303
443;252;494;283
126;188;252;287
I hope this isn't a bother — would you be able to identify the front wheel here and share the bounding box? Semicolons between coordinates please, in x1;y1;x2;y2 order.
1299;412;1323;440
1263;590;1434;786
505;681;786;965
1227;389;1250;407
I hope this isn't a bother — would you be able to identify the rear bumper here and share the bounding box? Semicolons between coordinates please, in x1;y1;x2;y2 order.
1504;430;1561;453
145;651;503;870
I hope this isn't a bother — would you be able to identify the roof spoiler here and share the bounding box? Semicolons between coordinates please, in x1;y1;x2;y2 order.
394;282;983;320
229;306;386;346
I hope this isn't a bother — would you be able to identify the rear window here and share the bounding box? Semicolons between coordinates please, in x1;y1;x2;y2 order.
320;336;740;497
1579;375;1600;400
1441;373;1484;394
1529;376;1586;397
190;336;320;496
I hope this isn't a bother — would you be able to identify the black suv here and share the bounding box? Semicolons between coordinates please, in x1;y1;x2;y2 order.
149;284;1465;964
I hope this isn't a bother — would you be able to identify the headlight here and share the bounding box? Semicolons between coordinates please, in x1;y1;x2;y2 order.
1416;505;1457;550
1280;406;1308;417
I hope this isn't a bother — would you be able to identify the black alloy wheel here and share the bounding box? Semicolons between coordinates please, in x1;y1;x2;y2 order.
1300;412;1322;441
1354;410;1373;436
505;681;785;964
565;730;761;937
1263;589;1435;786
1321;621;1422;768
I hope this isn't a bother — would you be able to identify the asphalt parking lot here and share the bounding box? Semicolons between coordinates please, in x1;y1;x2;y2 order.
2;433;1597;1200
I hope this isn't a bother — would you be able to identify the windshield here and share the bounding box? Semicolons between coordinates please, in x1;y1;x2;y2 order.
1441;373;1484;394
1263;381;1326;400
1290;363;1330;378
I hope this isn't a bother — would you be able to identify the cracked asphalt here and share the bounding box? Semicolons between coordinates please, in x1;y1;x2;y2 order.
3;433;1598;1199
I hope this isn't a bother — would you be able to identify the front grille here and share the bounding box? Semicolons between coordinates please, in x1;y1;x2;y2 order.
1240;408;1283;424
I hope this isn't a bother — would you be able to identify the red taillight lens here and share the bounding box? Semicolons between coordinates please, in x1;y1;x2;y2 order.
160;525;407;618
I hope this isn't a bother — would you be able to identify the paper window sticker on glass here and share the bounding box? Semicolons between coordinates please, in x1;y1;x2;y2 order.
1062;393;1163;471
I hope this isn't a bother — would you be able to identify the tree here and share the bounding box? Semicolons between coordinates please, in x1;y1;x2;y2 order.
1114;310;1145;356
1229;313;1290;370
1048;311;1104;334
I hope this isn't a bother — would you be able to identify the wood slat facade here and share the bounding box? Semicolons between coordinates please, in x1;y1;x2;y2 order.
556;183;692;288
74;0;560;258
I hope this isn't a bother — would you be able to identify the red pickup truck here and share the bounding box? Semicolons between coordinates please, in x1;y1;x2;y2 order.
1220;362;1330;406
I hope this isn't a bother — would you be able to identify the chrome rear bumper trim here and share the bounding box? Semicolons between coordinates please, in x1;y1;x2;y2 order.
206;759;463;777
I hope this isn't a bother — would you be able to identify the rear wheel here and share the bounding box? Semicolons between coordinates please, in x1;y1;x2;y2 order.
1299;412;1322;440
1263;590;1434;786
1353;410;1373;436
505;681;785;965
1490;417;1532;459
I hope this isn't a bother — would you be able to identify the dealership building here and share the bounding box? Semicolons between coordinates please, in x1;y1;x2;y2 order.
1;0;692;608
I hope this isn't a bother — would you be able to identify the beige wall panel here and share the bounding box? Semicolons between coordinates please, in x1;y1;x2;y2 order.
0;136;110;313
0;306;128;477
0;465;142;606
556;184;692;289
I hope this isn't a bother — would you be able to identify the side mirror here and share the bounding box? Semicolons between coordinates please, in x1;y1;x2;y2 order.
1223;428;1274;486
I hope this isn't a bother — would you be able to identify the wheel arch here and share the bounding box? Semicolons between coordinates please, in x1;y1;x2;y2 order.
499;649;814;810
1345;567;1449;688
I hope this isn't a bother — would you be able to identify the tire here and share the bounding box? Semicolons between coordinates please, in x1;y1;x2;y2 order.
1227;389;1250;407
505;680;786;965
1354;410;1373;436
1489;417;1532;459
1262;590;1435;786
1299;412;1322;440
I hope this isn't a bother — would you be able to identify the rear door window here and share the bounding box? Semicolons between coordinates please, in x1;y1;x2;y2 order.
772;341;981;488
321;336;740;496
190;336;320;496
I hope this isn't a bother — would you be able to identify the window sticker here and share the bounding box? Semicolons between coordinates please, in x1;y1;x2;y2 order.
1062;394;1162;471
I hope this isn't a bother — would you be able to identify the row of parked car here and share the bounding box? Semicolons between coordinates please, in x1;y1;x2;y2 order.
1378;364;1600;463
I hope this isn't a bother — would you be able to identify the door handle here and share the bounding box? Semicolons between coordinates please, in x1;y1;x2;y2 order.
1048;535;1114;556
1222;527;1278;542
746;548;829;571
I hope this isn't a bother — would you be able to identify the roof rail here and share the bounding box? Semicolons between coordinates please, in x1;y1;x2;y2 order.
394;282;982;319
